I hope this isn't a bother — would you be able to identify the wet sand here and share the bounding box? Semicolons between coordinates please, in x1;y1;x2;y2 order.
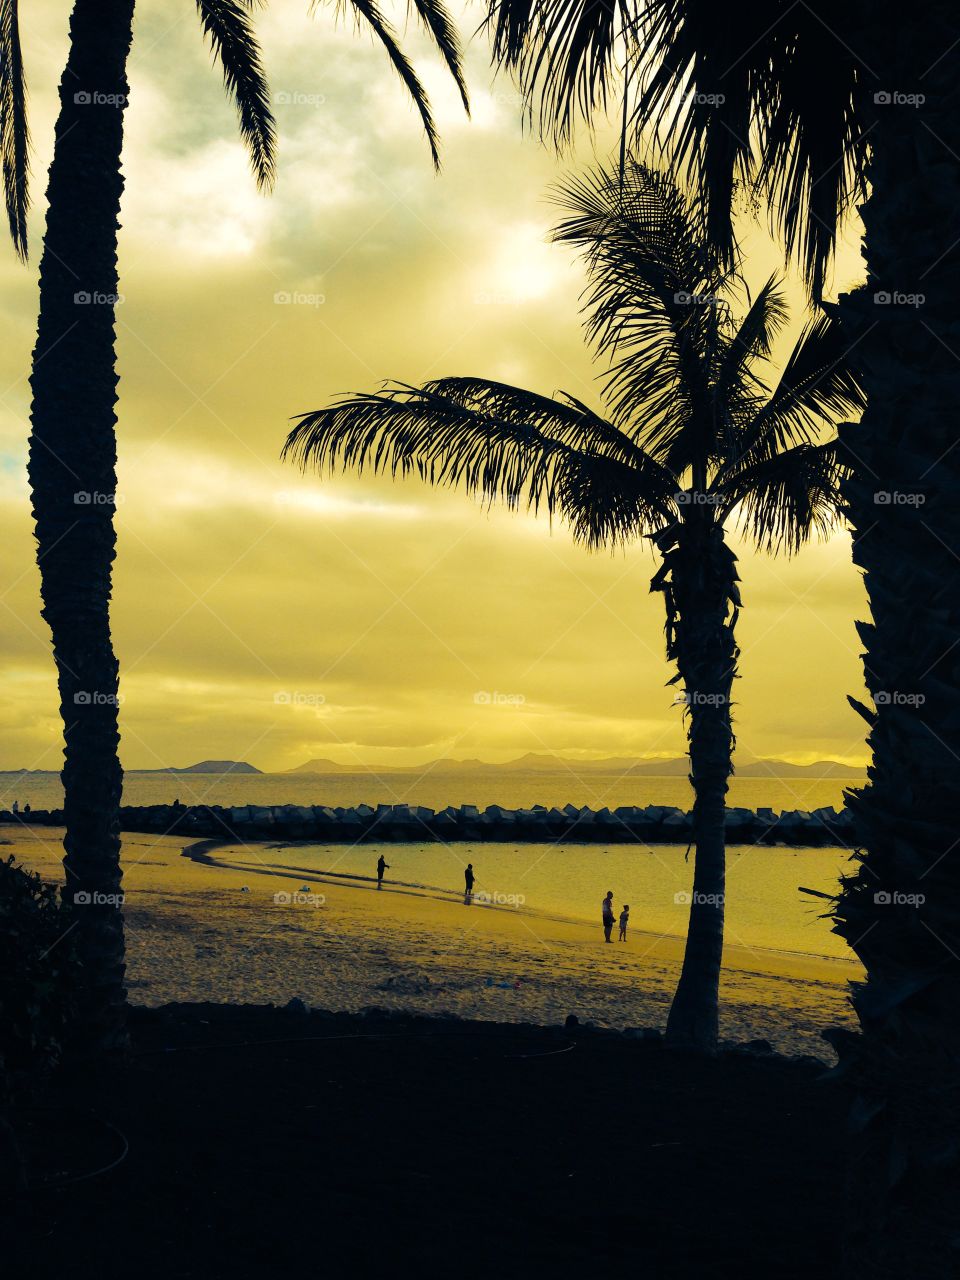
6;824;861;1058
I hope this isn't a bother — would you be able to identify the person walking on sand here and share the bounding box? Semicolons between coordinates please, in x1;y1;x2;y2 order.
376;854;390;889
602;891;615;943
464;862;475;903
618;904;629;942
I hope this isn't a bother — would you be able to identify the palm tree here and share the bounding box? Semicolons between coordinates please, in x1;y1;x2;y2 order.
15;0;468;1051
1;0;28;258
486;3;960;1271
283;159;863;1054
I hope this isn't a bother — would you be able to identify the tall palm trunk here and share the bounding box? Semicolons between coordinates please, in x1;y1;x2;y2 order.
833;3;960;1274
26;0;136;1052
658;518;740;1053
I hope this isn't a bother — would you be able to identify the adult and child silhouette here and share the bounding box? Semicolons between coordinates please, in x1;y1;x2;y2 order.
602;891;629;943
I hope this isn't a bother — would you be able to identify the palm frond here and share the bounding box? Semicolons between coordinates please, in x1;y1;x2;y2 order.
283;380;674;546
0;0;29;258
485;0;633;145
418;376;676;485
720;440;848;554
721;310;866;474
634;0;867;297
410;0;470;114
551;159;723;461
196;0;277;190
328;0;442;169
714;273;788;397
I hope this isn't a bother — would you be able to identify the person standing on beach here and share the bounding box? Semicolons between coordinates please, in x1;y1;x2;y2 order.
464;862;475;903
376;854;390;889
618;904;629;942
602;891;615;943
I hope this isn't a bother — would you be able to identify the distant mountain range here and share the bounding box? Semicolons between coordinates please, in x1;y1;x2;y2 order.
287;753;865;778
2;754;864;778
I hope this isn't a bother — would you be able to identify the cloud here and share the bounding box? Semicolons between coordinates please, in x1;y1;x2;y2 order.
0;0;870;773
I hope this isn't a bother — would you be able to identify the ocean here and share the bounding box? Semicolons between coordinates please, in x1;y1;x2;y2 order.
2;768;863;962
208;838;856;962
0;769;862;815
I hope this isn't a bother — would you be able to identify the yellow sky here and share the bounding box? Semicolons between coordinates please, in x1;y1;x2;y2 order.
0;0;870;773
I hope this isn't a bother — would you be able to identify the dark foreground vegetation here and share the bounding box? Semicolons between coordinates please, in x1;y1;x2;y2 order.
6;1003;845;1280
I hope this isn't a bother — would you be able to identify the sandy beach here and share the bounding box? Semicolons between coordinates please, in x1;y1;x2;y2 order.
6;823;861;1059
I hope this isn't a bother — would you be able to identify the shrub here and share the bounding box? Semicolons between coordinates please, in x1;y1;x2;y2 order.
0;856;77;1097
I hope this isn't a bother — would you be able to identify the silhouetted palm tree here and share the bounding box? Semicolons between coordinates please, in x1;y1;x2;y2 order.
0;0;28;257
12;0;467;1051
284;160;863;1053
487;4;960;1270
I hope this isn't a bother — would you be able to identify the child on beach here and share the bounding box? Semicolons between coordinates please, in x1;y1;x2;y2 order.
618;905;629;942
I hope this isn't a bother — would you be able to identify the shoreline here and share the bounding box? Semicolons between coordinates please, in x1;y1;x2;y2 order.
6;824;861;1059
182;836;858;970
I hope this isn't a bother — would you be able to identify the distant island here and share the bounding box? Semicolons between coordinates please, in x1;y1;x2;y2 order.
1;760;262;777
161;760;263;775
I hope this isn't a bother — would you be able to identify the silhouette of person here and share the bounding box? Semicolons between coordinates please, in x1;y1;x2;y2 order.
464;862;475;903
11;800;18;814
602;891;615;943
618;904;629;942
377;854;389;889
23;803;30;815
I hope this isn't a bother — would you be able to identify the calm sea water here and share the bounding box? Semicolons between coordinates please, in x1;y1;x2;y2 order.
0;769;862;815
214;838;856;962
3;767;860;961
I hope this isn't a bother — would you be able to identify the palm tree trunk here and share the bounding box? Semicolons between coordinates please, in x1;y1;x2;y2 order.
26;0;136;1053
833;4;960;1274
659;519;740;1054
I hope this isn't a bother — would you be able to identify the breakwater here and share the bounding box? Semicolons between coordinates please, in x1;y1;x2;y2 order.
1;800;856;846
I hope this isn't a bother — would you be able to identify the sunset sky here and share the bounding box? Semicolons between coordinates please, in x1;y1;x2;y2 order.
0;0;870;773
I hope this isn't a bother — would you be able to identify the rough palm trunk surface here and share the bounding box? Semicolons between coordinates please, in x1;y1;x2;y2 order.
659;520;740;1054
834;2;960;1274
26;0;136;1052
